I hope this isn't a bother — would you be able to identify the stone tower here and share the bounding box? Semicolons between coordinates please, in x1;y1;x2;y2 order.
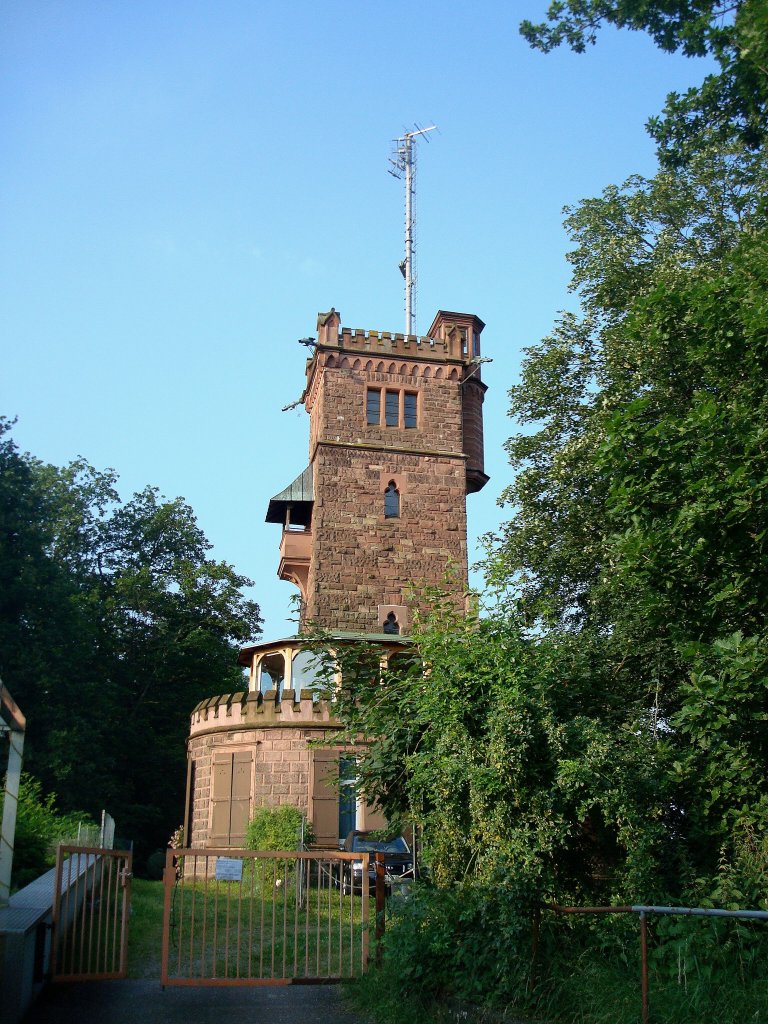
267;308;488;635
186;307;488;851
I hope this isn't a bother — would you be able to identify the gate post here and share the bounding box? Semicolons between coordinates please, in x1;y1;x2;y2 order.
0;684;26;908
375;852;386;966
160;848;175;987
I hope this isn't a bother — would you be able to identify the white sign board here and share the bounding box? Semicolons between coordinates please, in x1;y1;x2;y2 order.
215;857;244;882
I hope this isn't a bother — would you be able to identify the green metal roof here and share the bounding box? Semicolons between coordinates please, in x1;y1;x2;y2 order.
265;464;314;525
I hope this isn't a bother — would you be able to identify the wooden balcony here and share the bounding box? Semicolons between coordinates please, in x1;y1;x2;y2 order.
278;528;311;598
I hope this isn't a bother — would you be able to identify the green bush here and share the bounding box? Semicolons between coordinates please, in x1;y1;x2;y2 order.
0;773;93;890
349;884;768;1024
145;849;166;880
244;805;312;851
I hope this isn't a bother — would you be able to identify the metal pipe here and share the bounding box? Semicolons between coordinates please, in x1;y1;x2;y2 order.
548;901;768;1024
404;135;413;335
552;903;768;921
633;905;768;920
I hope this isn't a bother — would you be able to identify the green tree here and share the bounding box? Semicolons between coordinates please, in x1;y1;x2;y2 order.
521;1;768;163
487;146;768;656
0;421;262;862
320;594;672;902
479;10;768;895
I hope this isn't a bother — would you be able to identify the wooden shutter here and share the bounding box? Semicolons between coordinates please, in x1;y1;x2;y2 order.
210;750;252;847
230;751;252;844
311;748;339;848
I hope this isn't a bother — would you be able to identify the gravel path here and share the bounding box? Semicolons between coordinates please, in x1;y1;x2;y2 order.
23;979;369;1024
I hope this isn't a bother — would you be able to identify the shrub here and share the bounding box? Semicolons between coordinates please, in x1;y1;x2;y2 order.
245;805;312;851
1;773;94;890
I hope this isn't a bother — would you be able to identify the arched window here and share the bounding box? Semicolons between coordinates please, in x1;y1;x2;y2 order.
384;481;400;519
382;611;400;635
258;653;285;698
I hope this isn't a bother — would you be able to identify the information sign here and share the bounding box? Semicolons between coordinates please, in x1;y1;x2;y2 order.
215;857;244;882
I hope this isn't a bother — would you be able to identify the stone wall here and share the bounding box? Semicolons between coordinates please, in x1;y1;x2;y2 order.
303;360;469;632
306;446;467;632
187;724;338;848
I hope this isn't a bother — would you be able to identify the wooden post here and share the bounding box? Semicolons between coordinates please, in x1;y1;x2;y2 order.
529;906;541;995
375;852;386;966
639;910;650;1024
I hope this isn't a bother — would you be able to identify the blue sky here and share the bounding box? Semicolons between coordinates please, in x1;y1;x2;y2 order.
1;1;713;637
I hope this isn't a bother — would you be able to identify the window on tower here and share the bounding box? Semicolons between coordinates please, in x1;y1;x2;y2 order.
404;392;417;428
382;611;400;635
366;386;418;428
385;390;399;427
384;481;400;518
367;388;381;425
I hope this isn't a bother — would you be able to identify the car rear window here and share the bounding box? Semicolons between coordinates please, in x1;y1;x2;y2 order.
351;836;409;854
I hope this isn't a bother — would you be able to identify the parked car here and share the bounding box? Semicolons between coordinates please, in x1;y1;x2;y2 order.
342;831;414;895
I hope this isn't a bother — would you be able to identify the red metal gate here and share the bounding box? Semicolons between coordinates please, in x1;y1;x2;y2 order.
52;845;133;980
160;848;372;986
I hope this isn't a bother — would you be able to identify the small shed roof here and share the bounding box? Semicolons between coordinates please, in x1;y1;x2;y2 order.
265;464;314;525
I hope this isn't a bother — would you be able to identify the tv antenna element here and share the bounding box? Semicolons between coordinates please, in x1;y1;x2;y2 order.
389;124;437;335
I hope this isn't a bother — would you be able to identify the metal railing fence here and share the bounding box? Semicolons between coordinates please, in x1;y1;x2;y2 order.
51;844;133;980
161;848;375;986
536;903;768;1024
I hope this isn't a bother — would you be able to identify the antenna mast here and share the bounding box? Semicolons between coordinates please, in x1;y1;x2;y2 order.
389;124;437;335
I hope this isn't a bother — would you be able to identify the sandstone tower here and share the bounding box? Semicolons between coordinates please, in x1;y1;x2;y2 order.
185;308;488;849
268;308;488;635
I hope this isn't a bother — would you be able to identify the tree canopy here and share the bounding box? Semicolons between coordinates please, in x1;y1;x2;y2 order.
0;419;262;863
324;8;768;1021
324;0;768;923
521;1;768;163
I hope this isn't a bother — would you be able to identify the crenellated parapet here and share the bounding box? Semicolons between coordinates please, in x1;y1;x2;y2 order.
189;689;339;738
313;308;483;367
336;326;452;358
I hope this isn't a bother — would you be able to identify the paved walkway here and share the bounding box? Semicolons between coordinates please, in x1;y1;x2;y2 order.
24;980;369;1024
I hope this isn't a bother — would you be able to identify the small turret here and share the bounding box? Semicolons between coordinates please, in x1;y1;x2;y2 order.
427;311;488;494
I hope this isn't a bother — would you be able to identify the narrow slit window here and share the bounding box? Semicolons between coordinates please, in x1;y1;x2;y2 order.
384;481;400;518
367;388;381;425
385;390;399;427
404;392;417;429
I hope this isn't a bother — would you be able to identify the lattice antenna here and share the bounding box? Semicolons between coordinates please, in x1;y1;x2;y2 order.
389;124;437;335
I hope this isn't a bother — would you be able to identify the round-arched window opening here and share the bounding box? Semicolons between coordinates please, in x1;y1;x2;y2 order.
384;481;400;519
382;611;400;635
258;653;285;698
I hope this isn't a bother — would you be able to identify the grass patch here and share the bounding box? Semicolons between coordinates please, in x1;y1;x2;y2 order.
347;956;768;1024
127;879;165;978
166;872;370;981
